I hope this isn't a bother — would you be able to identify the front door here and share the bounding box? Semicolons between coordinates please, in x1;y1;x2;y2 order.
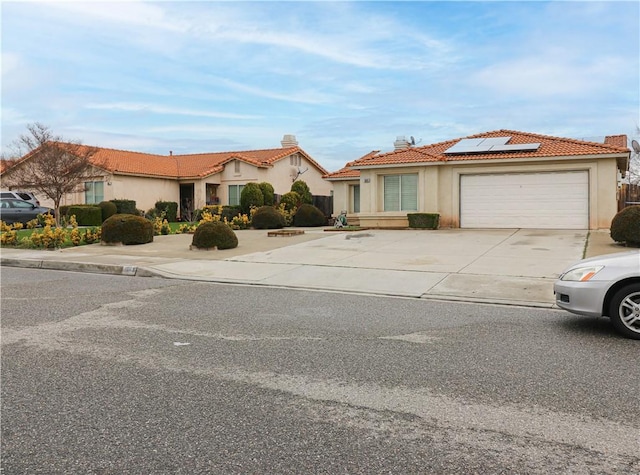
179;184;195;221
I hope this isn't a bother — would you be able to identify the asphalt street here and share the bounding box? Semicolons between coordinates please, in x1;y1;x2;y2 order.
2;267;638;474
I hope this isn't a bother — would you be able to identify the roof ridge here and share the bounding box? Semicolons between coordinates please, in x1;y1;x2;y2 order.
173;146;299;158
482;129;629;151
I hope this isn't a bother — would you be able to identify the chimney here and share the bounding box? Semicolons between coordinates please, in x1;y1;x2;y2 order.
393;136;410;151
281;134;298;148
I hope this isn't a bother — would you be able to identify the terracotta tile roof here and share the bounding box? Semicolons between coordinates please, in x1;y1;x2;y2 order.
64;144;328;179
349;130;629;168
324;151;380;180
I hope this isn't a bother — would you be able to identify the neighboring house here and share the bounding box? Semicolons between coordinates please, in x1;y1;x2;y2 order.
2;135;331;218
325;130;630;230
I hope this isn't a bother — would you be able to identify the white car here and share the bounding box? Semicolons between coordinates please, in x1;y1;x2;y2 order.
0;190;40;207
554;251;640;339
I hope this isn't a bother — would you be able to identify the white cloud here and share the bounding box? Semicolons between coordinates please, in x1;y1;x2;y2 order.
85;102;262;120
470;54;629;98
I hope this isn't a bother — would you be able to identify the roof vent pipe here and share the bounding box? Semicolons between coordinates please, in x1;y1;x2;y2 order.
394;136;410;151
281;134;298;148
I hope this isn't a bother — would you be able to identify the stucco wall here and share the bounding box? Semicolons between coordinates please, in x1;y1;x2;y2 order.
337;156;620;230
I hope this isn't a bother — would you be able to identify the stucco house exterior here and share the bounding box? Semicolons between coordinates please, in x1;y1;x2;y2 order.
325;130;630;230
2;135;331;218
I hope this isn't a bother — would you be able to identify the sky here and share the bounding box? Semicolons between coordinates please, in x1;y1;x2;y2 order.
1;0;639;173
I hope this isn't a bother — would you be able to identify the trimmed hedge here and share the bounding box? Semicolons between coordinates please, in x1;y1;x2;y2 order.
251;206;285;229
293;204;326;227
98;201;118;222
192;221;238;250
68;205;102;226
102;214;154;245
407;213;440;229
111;199;137;215
610;205;640;247
155;201;178;222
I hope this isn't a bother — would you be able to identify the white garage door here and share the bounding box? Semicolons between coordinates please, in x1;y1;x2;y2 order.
460;171;589;229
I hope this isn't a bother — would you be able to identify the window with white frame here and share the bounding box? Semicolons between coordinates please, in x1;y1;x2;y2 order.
383;174;417;211
228;184;244;206
85;181;104;204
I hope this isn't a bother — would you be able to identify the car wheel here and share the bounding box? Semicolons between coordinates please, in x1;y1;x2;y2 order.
609;284;640;340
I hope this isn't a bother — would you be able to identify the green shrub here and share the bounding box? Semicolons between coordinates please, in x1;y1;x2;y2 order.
101;214;154;245
251;206;285;229
293;204;326;227
240;183;264;214
610;205;640;247
258;182;275;206
291;180;312;204
155;201;178;222
407;213;440;229
221;205;242;222
59;205;72;219
98;201;118;222
279;191;301;212
191;221;238;250
110;199;137;215
68;205;102;226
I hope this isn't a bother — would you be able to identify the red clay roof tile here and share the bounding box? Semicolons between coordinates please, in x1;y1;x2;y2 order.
64;144;328;179
346;130;629;168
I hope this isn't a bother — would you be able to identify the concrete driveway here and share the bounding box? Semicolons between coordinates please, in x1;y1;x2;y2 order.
1;228;594;306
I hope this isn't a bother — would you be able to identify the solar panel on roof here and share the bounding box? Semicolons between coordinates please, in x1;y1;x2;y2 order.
444;136;541;154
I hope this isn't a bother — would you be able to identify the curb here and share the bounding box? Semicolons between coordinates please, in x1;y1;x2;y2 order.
1;258;139;276
1;257;559;309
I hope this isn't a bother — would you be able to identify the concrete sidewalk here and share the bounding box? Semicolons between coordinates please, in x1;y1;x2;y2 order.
0;228;625;307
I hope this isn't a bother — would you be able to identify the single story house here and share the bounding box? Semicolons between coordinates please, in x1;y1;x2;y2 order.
325;130;630;229
2;135;331;218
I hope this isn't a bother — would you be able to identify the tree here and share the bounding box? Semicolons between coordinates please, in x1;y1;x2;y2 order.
0;123;100;226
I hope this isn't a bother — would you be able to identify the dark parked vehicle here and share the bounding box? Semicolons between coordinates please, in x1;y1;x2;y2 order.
0;198;54;225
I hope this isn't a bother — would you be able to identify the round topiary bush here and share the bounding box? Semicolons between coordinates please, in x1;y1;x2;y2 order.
98;201;118;222
293;204;327;227
279;191;301;212
251;206;285;229
192;221;238;250
240;183;264;214
101;214;154;245
610;205;640;247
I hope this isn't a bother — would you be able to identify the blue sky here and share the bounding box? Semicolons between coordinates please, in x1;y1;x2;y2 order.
2;1;638;172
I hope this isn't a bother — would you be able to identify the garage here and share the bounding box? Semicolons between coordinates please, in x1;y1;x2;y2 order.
460;171;589;229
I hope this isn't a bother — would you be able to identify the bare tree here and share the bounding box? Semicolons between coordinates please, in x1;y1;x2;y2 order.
1;123;100;226
629;126;640;185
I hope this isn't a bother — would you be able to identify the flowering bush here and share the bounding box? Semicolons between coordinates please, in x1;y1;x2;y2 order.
277;203;296;226
0;228;18;245
152;214;172;235
83;227;101;244
177;223;197;234
30;225;67;249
